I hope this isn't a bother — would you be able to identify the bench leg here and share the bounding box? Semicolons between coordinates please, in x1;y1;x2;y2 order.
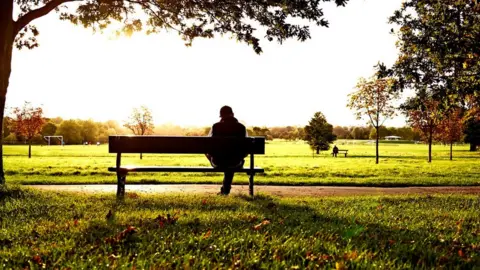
249;174;254;197
117;172;127;199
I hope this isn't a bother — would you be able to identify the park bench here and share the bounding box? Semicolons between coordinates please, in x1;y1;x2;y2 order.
332;149;348;157
108;136;265;198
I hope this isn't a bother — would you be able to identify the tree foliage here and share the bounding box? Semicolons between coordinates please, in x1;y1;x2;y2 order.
41;122;57;137
436;108;463;160
405;96;443;162
11;0;349;53
390;0;480;107
348;77;399;128
304;112;336;154
56;120;82;144
11;102;46;158
81;119;99;143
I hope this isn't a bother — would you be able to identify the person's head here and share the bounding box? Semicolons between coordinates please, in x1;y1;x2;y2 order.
219;105;234;118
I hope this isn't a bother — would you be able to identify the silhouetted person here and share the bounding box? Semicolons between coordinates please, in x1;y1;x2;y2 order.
332;145;339;157
206;106;248;195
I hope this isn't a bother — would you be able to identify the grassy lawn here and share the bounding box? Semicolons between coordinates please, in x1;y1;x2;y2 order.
0;185;479;268
3;141;480;186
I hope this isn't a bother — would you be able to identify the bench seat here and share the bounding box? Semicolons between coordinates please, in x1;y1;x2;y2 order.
332;150;348;157
108;166;264;173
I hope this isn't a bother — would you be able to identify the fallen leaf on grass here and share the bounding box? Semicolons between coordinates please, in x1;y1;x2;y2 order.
203;230;212;239
343;250;358;260
105;226;137;245
32;255;42;265
154;214;178;227
253;219;271;230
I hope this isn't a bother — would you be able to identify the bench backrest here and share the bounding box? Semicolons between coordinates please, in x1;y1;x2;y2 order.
109;136;265;154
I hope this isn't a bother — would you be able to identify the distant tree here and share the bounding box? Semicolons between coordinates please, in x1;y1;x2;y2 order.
436;108;464;160
80;119;99;144
333;126;349;139
124;106;154;159
348;76;400;164
297;127;306;141
369;126;390;140
41;122;57;137
405;97;443;163
249;127;272;140
11;102;46;158
56;120;82;145
304;112;336;154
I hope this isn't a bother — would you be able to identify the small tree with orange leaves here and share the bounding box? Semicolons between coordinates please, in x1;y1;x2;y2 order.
348;76;400;164
436;108;464;160
405;97;443;163
11;102;46;158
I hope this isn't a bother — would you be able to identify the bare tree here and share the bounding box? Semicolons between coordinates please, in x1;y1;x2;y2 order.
124;106;154;159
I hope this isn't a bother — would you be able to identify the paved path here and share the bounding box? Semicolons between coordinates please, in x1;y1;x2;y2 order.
28;185;480;197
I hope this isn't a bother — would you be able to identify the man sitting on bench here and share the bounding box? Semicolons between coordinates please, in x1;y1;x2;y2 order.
206;106;248;195
332;145;339;157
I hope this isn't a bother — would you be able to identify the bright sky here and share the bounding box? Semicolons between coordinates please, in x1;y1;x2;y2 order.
8;0;406;128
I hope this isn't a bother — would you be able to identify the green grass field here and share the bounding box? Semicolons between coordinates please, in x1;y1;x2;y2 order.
1;185;479;268
3;140;480;186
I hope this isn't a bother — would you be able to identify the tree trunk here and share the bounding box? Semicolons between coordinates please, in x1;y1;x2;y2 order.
28;141;32;158
428;132;432;163
375;126;379;164
316;148;319;155
450;142;453;161
0;1;14;184
470;143;477;152
140;153;142;160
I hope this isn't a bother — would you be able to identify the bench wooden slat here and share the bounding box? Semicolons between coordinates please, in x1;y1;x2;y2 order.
109;136;265;154
108;166;264;173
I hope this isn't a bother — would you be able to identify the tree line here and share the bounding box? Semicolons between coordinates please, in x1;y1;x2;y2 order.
4;102;473;147
2;112;427;146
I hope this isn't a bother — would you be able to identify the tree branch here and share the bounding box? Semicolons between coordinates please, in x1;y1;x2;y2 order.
14;0;80;35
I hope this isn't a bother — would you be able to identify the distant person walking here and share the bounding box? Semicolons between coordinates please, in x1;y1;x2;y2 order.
206;106;248;195
332;145;339;157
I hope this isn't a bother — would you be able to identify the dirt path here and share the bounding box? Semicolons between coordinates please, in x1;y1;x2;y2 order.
28;184;480;197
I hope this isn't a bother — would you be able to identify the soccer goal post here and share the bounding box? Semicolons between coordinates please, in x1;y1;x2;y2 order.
44;136;64;146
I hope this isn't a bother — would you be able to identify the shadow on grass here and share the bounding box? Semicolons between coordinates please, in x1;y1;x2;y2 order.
1;186;478;268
